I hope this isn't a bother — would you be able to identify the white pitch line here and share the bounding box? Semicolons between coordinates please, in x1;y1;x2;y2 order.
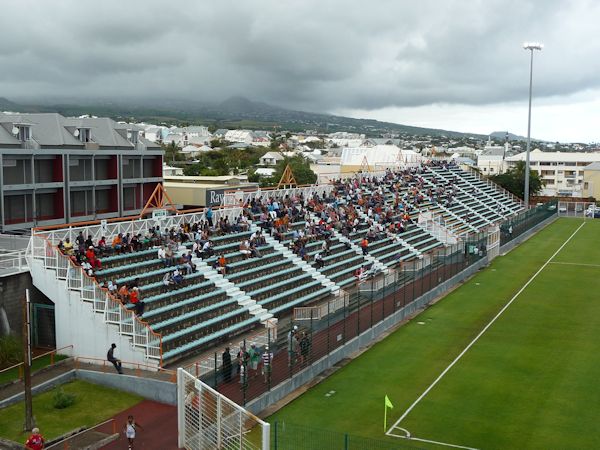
549;261;600;268
386;221;586;437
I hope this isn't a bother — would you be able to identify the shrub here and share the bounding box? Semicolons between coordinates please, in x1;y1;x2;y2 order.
0;335;22;368
52;388;76;409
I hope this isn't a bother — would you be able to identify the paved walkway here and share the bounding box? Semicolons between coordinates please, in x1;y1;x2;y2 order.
98;400;178;450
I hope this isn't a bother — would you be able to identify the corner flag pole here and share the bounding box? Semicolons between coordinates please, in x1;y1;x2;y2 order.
384;395;393;432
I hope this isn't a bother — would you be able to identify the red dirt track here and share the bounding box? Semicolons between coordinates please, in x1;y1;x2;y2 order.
98;400;178;450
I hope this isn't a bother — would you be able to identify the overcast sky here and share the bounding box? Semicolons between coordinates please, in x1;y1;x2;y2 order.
1;0;598;143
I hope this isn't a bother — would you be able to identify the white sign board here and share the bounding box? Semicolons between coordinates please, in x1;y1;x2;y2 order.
100;219;108;237
152;209;168;219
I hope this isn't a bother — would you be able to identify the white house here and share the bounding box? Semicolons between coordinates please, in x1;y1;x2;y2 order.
260;151;284;166
225;130;255;144
506;150;600;197
163;164;184;176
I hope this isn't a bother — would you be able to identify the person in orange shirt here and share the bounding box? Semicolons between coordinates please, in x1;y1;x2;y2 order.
112;234;123;253
118;284;129;303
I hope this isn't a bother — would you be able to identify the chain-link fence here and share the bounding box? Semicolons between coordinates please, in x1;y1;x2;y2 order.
271;422;423;450
499;200;558;246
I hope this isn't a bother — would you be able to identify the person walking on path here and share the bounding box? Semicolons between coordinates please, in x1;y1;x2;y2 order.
124;415;143;450
107;343;123;374
25;428;45;450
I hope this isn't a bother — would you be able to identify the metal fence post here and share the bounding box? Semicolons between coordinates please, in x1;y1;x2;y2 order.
357;294;361;336
273;421;278;450
327;300;331;355
213;352;218;388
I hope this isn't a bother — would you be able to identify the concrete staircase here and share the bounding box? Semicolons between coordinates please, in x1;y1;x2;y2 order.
192;257;274;325
258;224;340;296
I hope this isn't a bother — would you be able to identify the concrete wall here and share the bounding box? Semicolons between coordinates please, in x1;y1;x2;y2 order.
77;369;177;405
246;257;489;415
29;259;150;366
0;369;176;408
0;271;50;338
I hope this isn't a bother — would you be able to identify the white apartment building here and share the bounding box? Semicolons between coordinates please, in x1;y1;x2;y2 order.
506;150;600;197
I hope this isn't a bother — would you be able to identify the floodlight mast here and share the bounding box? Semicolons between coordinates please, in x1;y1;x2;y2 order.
523;42;543;209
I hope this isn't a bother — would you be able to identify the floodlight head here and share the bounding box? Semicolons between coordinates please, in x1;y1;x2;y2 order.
73;129;80;137
523;42;543;51
11;126;18;135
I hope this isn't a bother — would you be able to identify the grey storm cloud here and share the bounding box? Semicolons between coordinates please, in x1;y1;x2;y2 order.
0;0;598;112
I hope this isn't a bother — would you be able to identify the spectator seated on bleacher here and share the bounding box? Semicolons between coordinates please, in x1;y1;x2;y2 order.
314;252;324;269
250;241;262;258
62;238;74;256
86;246;102;270
97;236;108;256
250;230;266;247
162;271;175;287
240;240;252;259
118;284;130;303
200;240;214;259
129;287;143;315
172;269;184;285
112;233;123;253
106;280;117;294
181;251;196;274
81;259;94;277
214;254;228;275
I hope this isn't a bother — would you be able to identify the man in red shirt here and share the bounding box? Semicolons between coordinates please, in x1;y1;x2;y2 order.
25;428;45;449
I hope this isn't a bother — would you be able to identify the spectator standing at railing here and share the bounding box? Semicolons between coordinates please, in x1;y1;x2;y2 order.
261;346;273;383
205;206;214;227
76;231;85;252
107;343;123;374
25;427;45;450
222;346;232;383
84;234;94;250
248;343;260;378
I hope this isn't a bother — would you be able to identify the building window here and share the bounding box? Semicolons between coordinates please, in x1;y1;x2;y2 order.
123;186;139;210
34;158;55;183
4;193;33;224
3;157;32;184
15;125;31;142
95;189;111;214
69;158;93;181
70;190;93;217
78;128;92;143
35;192;57;220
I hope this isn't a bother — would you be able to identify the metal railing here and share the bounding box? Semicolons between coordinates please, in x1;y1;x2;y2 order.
28;236;163;365
0;345;74;380
74;356;176;382
0;249;28;274
45;418;117;449
222;184;334;207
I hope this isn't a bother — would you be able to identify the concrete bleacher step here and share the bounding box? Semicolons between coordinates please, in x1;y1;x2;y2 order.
260;225;339;293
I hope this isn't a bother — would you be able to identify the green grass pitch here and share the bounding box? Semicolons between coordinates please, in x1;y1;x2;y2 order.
268;218;600;449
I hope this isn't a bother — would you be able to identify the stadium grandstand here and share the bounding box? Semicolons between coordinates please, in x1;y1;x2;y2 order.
27;160;523;368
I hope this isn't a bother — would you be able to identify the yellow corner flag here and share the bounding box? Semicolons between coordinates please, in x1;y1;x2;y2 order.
385;395;393;409
384;395;394;431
